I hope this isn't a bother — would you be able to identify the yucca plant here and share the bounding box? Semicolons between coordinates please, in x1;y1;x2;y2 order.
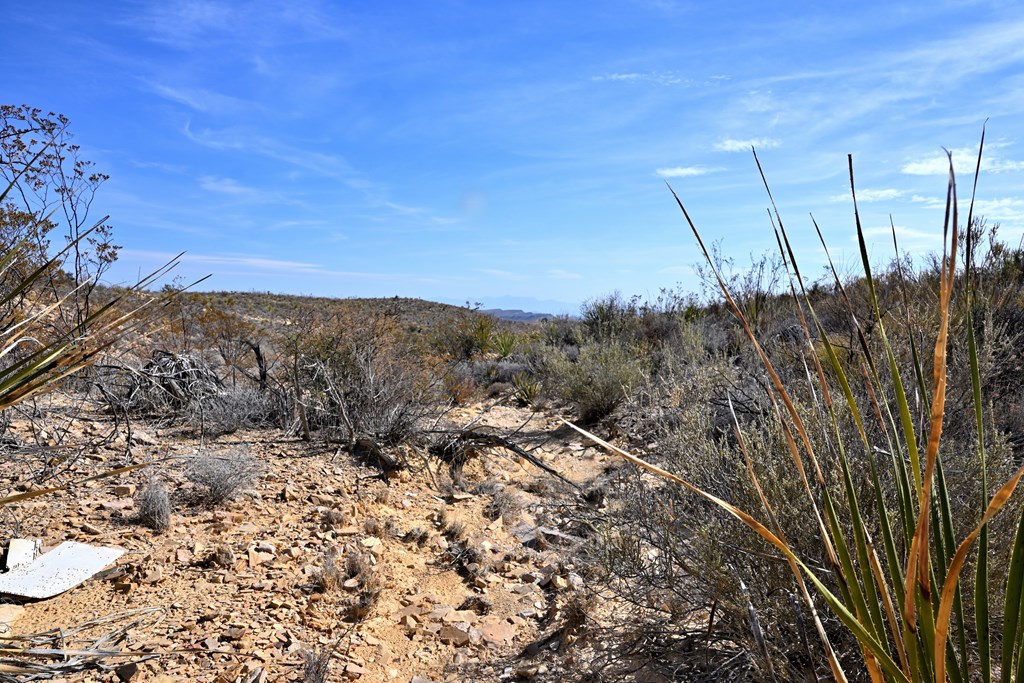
0;175;193;505
570;132;1024;682
492;329;519;359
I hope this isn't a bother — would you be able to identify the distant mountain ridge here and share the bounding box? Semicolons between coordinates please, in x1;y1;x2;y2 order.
480;308;553;322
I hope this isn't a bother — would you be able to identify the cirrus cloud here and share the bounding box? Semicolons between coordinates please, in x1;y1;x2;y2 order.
714;137;781;152
655;165;714;178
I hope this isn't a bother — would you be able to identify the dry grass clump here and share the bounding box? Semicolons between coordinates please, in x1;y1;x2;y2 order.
321;508;347;529
341;548;383;621
302;648;331;683
207;543;236;568
312;547;344;593
135;480;171;532
483;486;524;524
185;447;263;505
403;527;430;546
312;545;382;621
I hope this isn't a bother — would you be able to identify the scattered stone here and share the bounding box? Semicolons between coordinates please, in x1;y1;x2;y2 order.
99;498;134;511
480;620;515;645
344;662;368;678
248;547;274;568
0;604;25;628
141;567;164;584
438;625;471;647
115;662;139;681
80;522;103;535
442;610;478;624
130;430;158;446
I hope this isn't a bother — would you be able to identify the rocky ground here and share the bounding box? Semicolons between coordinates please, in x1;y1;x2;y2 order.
0;402;617;683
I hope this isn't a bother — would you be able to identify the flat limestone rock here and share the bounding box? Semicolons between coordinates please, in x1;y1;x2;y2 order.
0;541;123;599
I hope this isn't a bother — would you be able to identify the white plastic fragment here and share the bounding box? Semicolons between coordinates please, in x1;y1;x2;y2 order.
5;539;40;571
0;541;123;599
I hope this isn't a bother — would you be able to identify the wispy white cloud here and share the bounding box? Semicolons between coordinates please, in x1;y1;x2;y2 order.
149;83;254;114
861;224;940;247
119;249;392;278
911;195;945;209
127;159;190;174
973;198;1024;225
901;146;1024;175
199;175;258;196
830;188;904;203
183;123;451;224
655;165;714;178
592;71;692;86
714;137;780;152
905;154;1024;176
125;0;348;50
183;122;357;181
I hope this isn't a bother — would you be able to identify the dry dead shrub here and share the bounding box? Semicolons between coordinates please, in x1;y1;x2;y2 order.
302;648;331;683
321;508;347;529
185;447;263;505
291;313;443;445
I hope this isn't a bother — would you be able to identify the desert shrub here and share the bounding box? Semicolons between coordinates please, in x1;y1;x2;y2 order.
293;313;442;445
189;385;287;437
430;308;494;360
540;315;581;349
578;149;1024;682
580;292;641;344
542;342;648;424
185;447;263;505
135;480;172;532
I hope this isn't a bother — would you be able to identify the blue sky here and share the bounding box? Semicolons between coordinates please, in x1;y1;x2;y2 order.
5;1;1024;314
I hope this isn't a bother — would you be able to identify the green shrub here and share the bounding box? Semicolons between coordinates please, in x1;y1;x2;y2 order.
544;342;647;424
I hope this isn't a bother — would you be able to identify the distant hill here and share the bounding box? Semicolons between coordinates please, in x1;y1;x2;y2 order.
481;308;553;322
174;291;541;337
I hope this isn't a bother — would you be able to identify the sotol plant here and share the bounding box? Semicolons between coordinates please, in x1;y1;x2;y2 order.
0;108;190;506
572;134;1024;682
